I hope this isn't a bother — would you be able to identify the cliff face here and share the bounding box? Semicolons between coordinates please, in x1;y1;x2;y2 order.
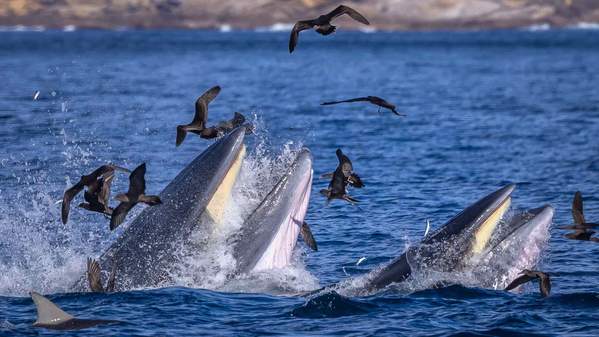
1;0;598;30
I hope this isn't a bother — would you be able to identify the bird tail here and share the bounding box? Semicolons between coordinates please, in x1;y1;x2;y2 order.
176;125;188;147
139;195;162;206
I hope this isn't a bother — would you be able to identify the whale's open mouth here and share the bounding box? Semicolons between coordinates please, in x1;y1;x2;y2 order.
361;184;553;292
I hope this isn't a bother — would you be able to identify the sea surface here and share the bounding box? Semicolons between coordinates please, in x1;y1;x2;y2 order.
0;29;599;336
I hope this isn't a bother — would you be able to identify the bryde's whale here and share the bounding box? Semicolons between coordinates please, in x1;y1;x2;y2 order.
75;127;247;290
361;184;553;291
233;148;313;274
75;127;317;291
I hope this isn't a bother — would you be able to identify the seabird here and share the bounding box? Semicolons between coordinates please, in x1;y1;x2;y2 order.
505;269;551;297
78;173;114;217
110;163;162;230
320;164;358;204
61;164;129;224
561;191;599;242
176;86;251;144
176;85;221;146
86;258;116;293
322;149;364;188
321;96;405;116
289;5;370;53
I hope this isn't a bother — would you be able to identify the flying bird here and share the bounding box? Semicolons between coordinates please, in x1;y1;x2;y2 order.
320;164;358;204
321;149;364;188
505;269;551;297
321;96;405;116
176;86;251;144
110;163;162;230
176;85;221;146
78;173;114;217
289;5;370;53
87;258;116;293
561;191;599;242
61;164;129;224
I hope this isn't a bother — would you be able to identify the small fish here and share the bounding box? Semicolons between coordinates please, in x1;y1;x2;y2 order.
356;257;366;266
33;91;40;100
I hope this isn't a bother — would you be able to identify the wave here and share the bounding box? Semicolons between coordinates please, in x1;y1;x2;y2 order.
255;23;294;33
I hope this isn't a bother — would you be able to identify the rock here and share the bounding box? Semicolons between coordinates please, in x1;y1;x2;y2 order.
0;0;598;30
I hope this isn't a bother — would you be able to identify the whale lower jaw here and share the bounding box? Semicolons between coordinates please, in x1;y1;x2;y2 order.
365;184;553;291
233;149;313;275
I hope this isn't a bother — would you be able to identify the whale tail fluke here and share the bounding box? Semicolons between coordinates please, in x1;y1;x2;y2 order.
30;292;74;327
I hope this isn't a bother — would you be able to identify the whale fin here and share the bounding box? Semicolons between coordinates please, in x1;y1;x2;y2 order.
30;292;74;326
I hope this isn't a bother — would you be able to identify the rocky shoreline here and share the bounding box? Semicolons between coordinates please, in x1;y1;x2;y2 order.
1;0;599;31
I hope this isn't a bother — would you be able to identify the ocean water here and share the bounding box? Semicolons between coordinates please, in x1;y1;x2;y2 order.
0;29;599;336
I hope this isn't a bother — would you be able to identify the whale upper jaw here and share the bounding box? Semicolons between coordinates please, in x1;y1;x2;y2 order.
365;184;553;291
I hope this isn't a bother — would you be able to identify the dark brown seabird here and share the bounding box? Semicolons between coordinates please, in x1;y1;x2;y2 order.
321;96;405;116
322;149;364;188
87;258;116;293
61;164;129;224
560;191;599;242
176;85;221;146
289;5;370;53
505;269;551;297
78;173;114;217
176;86;252;144
320;154;358;205
110;163;162;231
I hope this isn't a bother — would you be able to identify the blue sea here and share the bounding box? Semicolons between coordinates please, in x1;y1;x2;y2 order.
1;29;599;336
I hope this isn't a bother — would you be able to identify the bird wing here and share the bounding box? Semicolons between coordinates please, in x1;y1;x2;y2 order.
61;182;84;224
321;97;370;105
326;5;370;25
335;149;353;176
128;163;147;196
99;173;115;208
505;274;535;291
300;222;318;251
86;258;104;292
289;20;314;53
110;201;135;231
193;86;221;126
106;264;117;292
537;272;551;297
572;191;585;225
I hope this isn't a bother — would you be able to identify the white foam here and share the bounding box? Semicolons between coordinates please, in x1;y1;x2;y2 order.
255;23;294;32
